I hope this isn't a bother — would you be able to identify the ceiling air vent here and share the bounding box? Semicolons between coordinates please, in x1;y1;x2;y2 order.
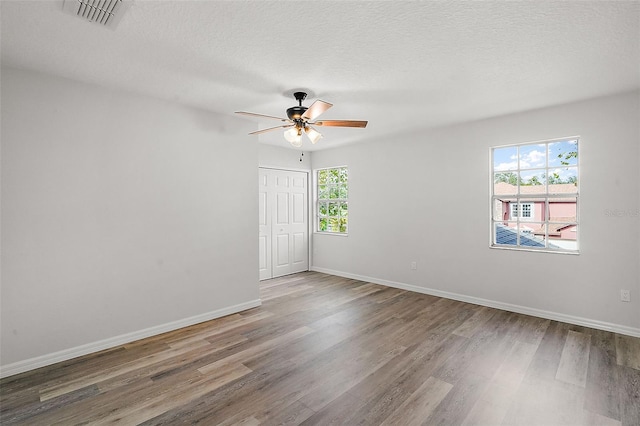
62;0;132;29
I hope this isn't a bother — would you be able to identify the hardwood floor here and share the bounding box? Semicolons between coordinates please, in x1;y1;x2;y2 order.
1;271;639;425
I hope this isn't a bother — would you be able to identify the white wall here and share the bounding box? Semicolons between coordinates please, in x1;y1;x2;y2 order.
258;144;311;171
312;91;640;335
0;68;260;374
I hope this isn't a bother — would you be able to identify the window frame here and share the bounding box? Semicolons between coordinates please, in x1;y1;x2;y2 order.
315;166;349;235
490;136;580;254
510;202;534;220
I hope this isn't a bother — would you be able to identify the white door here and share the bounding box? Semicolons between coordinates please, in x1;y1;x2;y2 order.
259;168;308;280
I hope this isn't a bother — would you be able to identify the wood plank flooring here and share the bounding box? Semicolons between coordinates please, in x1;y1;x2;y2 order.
1;271;639;425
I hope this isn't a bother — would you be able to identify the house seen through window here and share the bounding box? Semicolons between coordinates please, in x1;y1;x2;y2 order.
491;137;579;253
317;167;348;234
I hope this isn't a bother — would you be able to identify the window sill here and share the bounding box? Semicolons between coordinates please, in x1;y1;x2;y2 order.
489;245;579;255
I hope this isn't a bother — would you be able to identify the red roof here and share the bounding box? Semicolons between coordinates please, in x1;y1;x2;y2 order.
494;182;577;202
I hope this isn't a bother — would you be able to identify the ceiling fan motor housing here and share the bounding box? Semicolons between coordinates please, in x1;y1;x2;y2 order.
287;91;309;120
286;106;308;120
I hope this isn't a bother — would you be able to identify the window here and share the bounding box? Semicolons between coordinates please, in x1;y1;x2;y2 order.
510;202;533;220
317;167;348;234
491;137;579;253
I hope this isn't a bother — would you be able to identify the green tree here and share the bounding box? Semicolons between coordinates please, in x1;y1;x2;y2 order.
558;151;577;166
494;172;520;185
526;175;543;185
548;172;562;184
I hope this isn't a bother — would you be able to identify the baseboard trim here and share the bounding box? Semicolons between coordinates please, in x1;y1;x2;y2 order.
0;299;262;379
311;267;640;338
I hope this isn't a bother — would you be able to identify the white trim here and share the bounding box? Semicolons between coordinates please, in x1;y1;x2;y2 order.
0;299;262;379
491;135;580;150
259;165;310;173
313;231;349;237
314;164;349;172
310;267;640;338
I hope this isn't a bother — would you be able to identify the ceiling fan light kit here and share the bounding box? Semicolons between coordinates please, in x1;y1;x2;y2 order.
284;127;302;147
305;126;322;144
236;91;367;147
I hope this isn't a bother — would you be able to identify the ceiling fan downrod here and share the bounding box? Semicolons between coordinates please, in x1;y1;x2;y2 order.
287;92;309;120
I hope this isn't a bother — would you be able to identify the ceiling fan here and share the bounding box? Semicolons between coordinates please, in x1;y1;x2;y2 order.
235;92;368;147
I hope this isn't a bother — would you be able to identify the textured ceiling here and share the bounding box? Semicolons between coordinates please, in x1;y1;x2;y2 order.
2;1;639;151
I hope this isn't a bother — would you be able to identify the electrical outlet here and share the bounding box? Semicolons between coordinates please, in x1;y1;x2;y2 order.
410;261;417;270
620;289;631;302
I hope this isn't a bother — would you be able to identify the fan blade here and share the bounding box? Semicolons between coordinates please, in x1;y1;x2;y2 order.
236;111;290;122
249;124;294;135
313;120;368;128
301;100;333;121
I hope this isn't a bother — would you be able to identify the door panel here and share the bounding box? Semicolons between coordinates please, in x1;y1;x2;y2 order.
293;176;305;188
275;234;290;267
258;170;272;280
259;168;309;280
293;193;304;224
293;232;305;263
276;192;289;224
258;235;268;270
259;192;267;226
